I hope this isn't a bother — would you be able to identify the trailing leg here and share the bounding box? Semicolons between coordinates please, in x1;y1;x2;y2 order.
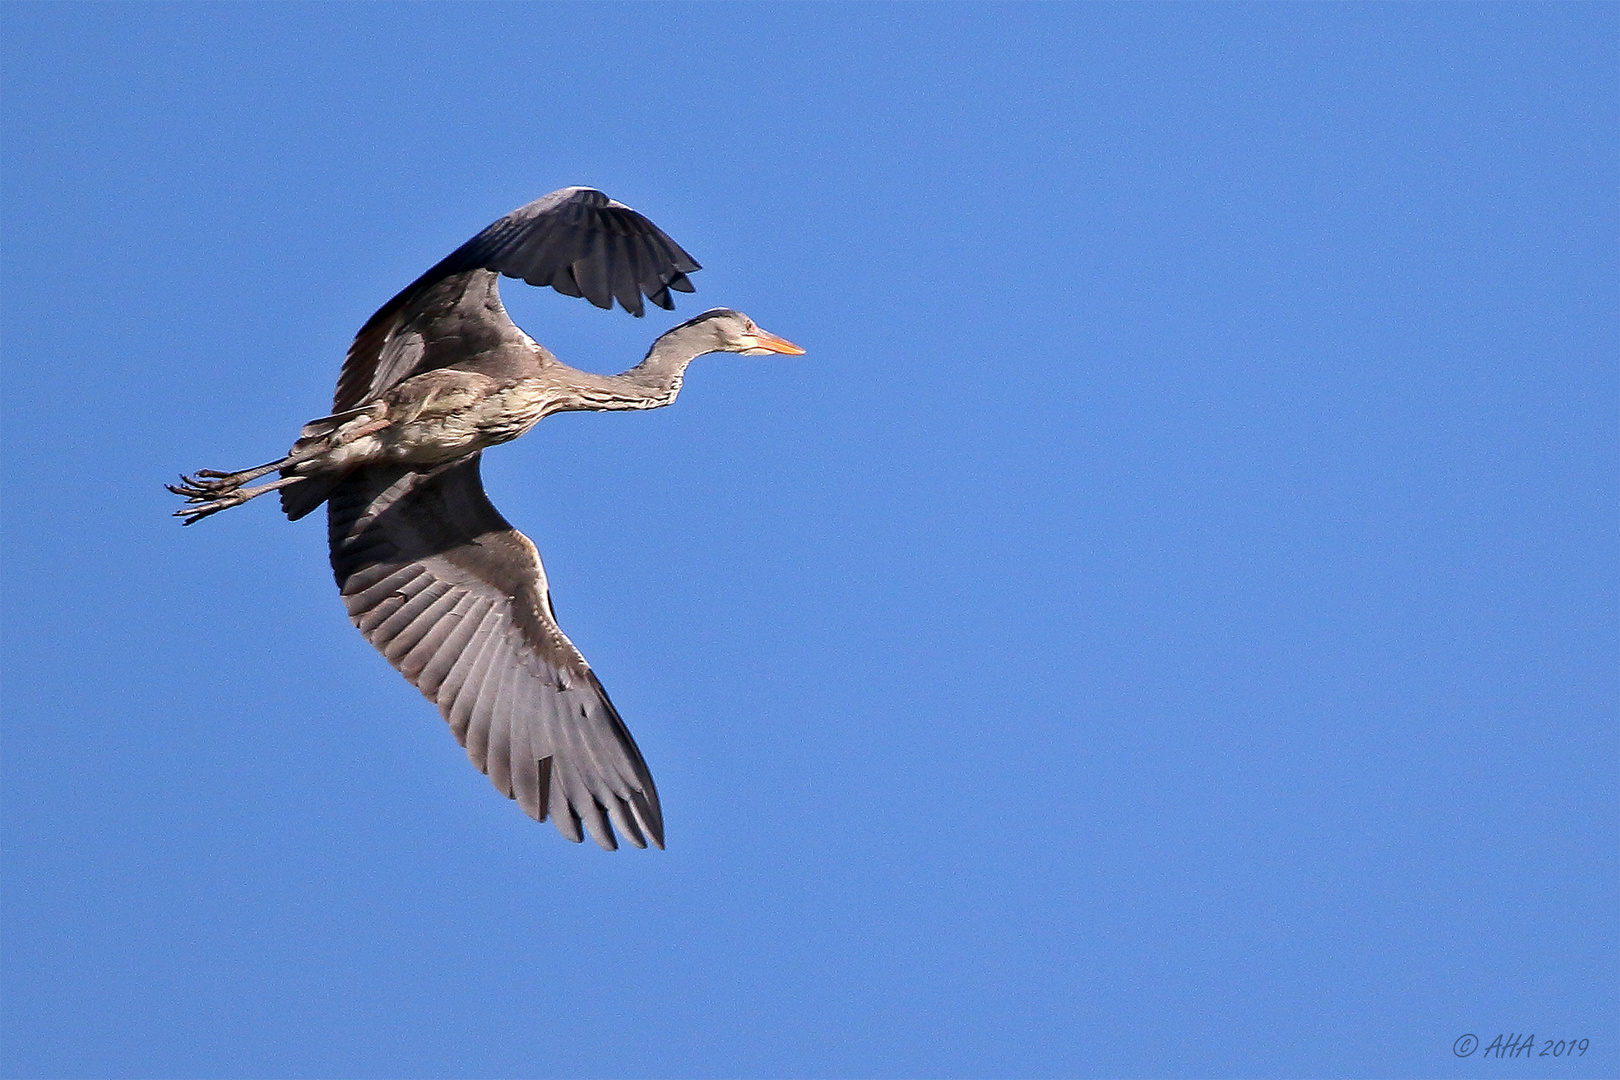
169;403;393;524
167;459;288;501
172;473;309;524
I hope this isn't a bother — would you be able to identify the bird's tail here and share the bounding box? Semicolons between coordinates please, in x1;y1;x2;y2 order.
279;472;343;521
277;404;389;520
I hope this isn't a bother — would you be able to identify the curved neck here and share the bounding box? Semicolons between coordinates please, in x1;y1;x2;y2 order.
550;321;717;413
622;323;719;404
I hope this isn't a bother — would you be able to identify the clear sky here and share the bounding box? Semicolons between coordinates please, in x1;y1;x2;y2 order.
2;4;1615;1078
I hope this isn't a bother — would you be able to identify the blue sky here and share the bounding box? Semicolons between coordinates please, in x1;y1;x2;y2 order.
2;4;1615;1077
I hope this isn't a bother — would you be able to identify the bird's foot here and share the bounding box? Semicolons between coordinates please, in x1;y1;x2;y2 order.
167;470;305;524
166;469;244;501
172;488;251;525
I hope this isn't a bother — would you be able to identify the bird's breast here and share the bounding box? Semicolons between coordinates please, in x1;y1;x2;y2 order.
473;379;561;443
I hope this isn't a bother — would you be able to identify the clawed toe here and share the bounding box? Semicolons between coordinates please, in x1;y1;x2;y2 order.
173;492;245;525
168;472;237;501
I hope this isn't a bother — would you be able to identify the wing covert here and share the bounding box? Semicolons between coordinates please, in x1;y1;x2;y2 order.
333;187;701;411
326;453;664;850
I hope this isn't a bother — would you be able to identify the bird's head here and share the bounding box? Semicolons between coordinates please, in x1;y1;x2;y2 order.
674;308;806;357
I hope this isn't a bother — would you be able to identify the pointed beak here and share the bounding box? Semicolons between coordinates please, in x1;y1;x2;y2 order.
744;326;806;355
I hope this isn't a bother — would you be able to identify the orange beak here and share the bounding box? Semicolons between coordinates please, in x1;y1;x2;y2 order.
748;327;806;355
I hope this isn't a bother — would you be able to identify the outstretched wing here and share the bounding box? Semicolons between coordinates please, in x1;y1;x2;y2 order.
327;453;664;850
334;186;701;411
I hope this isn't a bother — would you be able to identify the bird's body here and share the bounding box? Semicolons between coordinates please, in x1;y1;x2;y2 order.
171;187;802;849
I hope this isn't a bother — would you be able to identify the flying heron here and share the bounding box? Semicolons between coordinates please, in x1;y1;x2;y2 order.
169;187;804;850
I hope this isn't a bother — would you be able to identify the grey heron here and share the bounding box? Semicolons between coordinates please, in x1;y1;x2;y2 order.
169;187;803;850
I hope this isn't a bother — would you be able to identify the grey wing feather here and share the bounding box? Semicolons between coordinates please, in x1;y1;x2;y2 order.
326;453;664;850
334;187;701;411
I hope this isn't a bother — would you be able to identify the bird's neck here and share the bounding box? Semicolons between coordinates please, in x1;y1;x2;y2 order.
623;324;720;403
562;328;710;411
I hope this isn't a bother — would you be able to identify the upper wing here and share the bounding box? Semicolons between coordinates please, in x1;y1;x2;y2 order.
333;187;701;411
327;453;664;850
